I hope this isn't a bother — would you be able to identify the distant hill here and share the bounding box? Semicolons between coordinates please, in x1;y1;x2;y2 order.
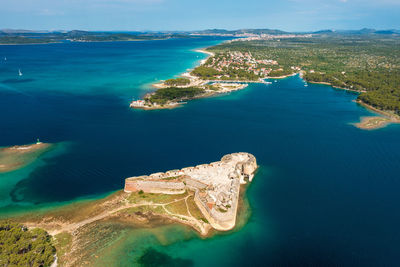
312;29;334;34
311;28;399;35
374;30;399;35
195;29;236;34
238;29;288;35
193;28;288;35
1;28;398;43
0;29;51;34
65;30;91;37
193;28;400;36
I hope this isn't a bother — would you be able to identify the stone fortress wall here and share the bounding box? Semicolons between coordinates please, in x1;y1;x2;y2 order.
124;152;258;231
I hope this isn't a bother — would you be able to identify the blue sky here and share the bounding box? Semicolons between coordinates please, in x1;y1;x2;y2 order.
0;0;399;31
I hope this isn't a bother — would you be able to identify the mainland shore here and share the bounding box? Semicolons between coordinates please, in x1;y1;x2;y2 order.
300;73;398;130
305;80;367;93
267;72;299;79
131;43;399;131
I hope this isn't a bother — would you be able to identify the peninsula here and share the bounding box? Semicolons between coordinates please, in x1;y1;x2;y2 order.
16;153;257;266
0;141;52;173
130;49;273;109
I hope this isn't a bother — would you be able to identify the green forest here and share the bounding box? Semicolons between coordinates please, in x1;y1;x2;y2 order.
208;34;400;114
191;66;220;78
164;77;191;86
146;87;205;104
0;221;55;267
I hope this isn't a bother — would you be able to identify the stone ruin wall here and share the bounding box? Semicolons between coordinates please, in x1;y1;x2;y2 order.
124;152;258;230
194;190;237;231
124;179;186;195
224;153;258;183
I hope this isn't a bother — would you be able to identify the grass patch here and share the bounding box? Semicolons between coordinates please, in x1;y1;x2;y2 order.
54;232;73;265
121;205;165;215
165;200;189;217
186;197;207;221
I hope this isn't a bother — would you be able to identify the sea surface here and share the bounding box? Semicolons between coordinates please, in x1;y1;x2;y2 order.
1;37;400;266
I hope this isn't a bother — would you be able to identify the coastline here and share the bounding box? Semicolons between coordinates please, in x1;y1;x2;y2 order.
356;100;400;119
305;80;366;93
267;72;298;79
132;102;183;110
194;48;215;58
0;42;62;46
0;37;179;46
302;79;398;130
136;43;398;130
353;100;400;130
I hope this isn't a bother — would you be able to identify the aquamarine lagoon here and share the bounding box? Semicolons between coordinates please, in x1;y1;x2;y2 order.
1;37;400;266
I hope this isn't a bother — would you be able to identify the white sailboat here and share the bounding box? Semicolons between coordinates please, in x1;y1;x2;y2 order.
18;69;23;76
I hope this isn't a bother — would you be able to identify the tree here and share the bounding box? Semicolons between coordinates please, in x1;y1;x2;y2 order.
0;221;56;267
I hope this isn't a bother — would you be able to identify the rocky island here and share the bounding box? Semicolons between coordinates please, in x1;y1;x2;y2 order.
0;140;53;173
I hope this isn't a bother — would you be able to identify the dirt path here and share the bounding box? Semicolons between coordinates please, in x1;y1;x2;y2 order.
29;196;206;236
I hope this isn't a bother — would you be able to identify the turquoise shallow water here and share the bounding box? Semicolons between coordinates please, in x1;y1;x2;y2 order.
1;38;400;266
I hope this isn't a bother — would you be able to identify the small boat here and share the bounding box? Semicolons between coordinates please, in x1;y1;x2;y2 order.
18;69;23;76
4;57;6;61
304;84;308;87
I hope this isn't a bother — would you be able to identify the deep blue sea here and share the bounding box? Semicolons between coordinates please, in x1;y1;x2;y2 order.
1;37;400;266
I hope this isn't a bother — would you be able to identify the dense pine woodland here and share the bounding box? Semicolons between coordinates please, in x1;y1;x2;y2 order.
147;87;205;104
0;221;55;267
